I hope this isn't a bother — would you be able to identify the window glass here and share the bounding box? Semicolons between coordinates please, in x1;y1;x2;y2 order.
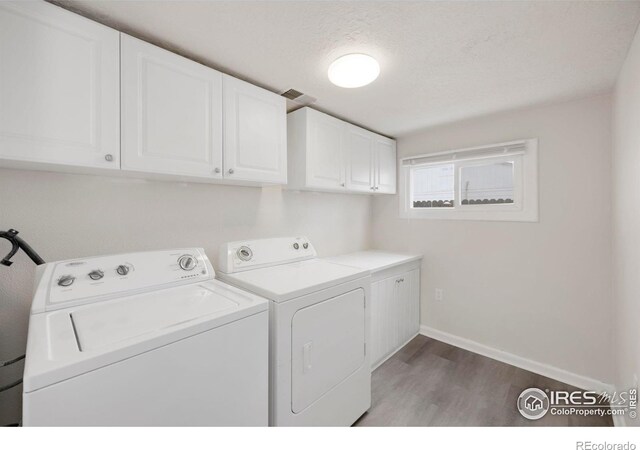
411;163;454;208
459;161;514;205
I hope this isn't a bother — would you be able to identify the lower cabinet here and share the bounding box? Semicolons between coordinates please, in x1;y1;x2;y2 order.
370;266;420;369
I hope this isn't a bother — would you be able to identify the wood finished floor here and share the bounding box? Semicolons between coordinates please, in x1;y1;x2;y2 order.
354;335;612;427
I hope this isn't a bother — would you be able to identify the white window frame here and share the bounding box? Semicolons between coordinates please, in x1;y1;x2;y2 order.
399;139;538;222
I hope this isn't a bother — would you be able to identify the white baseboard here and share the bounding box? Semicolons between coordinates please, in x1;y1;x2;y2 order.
419;325;612;393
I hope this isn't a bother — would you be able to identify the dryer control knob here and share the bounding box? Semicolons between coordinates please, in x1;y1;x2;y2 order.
57;275;75;287
237;246;253;261
88;270;104;281
178;254;197;271
293;242;299;250
116;264;130;276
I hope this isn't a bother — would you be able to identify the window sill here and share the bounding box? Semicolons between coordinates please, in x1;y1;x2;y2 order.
399;207;538;222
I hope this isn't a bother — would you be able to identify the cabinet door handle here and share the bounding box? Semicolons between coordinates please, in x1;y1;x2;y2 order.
228;168;234;175
104;154;114;162
214;167;221;174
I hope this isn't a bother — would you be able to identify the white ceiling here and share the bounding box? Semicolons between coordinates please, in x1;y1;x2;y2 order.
54;0;640;137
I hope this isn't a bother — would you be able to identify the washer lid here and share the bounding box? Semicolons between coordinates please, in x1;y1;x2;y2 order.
23;280;268;392
217;259;369;303
71;284;237;352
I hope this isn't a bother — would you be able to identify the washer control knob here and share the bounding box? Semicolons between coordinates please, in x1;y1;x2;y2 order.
303;243;309;249
88;270;104;281
116;264;130;276
178;254;197;271
237;246;253;261
293;242;300;250
57;275;75;287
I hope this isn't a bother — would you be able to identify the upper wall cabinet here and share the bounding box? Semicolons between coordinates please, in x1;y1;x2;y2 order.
0;2;286;186
121;35;223;179
223;75;287;184
288;108;346;191
287;107;396;195
373;135;397;194
345;125;375;193
0;1;120;170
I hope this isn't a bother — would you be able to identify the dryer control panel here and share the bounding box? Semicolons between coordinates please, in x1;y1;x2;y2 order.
33;249;213;313
218;237;317;273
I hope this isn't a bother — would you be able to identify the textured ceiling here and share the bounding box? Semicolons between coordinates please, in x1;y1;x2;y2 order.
53;0;640;137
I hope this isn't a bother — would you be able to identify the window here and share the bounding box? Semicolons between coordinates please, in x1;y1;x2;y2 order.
400;139;538;222
411;163;454;208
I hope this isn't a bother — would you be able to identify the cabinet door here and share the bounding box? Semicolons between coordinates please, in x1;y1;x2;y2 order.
306;109;346;190
121;35;223;178
396;269;420;344
223;75;286;183
370;280;382;368
0;2;119;169
370;276;398;368
374;137;397;194
345;126;374;193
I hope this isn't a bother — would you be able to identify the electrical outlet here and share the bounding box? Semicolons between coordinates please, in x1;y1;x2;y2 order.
435;288;444;302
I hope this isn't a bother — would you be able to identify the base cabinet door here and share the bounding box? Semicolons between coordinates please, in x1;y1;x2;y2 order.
121;35;223;178
223;75;287;183
370;268;421;369
0;1;120;169
396;269;420;344
370;276;398;369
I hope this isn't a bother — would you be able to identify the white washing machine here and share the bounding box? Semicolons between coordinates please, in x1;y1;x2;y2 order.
22;248;269;426
217;237;371;426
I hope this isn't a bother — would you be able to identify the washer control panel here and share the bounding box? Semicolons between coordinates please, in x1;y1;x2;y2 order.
219;237;316;273
44;249;212;310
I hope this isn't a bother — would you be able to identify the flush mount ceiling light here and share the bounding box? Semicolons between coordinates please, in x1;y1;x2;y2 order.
328;54;380;88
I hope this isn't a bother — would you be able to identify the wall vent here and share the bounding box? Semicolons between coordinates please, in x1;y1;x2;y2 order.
281;89;317;106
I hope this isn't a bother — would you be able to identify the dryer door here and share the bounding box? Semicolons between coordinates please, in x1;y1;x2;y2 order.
291;288;366;413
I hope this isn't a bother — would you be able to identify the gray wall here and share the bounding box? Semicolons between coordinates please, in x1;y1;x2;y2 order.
612;23;640;426
372;93;613;385
0;170;372;424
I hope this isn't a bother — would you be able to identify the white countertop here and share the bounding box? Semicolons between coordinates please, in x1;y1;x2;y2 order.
324;251;422;273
